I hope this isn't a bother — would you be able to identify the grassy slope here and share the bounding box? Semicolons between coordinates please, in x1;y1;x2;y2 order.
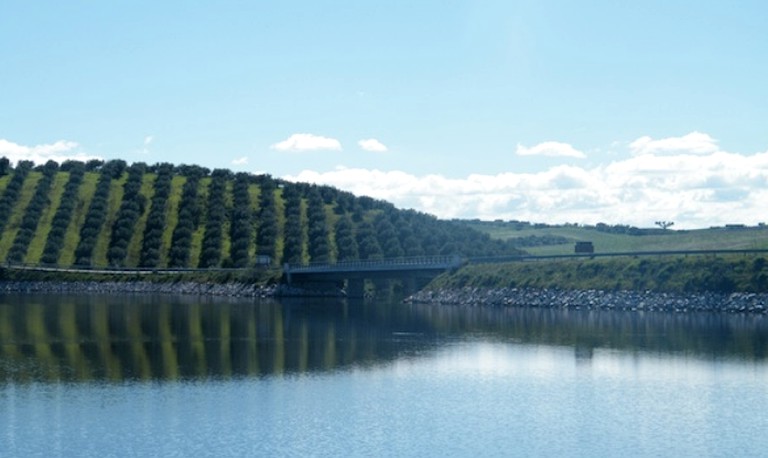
0;172;43;260
325;204;340;261
160;175;185;267
25;172;69;264
247;183;260;263
125;173;156;266
464;222;768;255
189;177;210;268
92;175;127;267
59;172;99;266
431;254;768;293
0;175;10;195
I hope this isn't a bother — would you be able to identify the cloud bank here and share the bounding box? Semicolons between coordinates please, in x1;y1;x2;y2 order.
285;134;768;229
629;131;718;156
0;139;102;165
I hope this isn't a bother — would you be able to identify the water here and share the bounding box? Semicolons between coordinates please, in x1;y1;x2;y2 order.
1;294;767;457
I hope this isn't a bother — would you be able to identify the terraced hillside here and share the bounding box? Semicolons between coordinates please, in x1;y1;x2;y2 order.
0;159;521;269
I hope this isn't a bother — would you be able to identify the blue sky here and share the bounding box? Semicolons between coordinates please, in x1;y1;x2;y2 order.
2;1;767;228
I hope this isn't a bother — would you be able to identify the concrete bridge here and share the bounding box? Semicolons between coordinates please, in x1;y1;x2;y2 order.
284;255;464;297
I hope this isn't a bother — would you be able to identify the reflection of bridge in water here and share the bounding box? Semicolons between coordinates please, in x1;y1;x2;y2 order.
285;255;464;297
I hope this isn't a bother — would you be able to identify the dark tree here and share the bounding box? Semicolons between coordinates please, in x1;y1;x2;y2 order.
306;188;330;262
334;215;358;261
228;172;253;267
356;221;382;260
255;177;278;262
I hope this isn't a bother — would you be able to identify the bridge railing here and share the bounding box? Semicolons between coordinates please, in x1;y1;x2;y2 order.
285;255;464;273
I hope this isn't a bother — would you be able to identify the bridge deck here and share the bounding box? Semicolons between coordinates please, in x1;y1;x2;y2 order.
285;255;463;276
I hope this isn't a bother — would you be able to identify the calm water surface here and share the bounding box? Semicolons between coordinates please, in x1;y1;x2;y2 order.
1;293;767;457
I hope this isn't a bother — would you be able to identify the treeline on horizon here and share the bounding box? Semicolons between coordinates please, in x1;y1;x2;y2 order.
0;157;522;269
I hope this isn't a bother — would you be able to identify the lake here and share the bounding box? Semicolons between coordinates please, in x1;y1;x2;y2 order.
1;293;767;457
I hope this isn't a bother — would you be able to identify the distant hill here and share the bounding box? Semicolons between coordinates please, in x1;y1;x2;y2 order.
459;219;768;255
0;158;523;269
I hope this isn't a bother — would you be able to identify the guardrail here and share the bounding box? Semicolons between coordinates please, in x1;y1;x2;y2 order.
468;248;768;264
285;255;463;273
5;249;767;276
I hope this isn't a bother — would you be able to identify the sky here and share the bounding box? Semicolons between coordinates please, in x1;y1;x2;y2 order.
2;0;767;229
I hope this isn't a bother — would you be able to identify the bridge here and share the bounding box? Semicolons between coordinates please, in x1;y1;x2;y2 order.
284;255;464;297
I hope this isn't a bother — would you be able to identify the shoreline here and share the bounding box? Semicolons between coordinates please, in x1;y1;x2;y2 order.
3;280;767;314
0;280;344;298
405;287;768;314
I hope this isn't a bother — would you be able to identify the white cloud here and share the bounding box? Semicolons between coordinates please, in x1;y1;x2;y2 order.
629;131;718;156
0;139;102;165
231;156;248;165
516;141;586;158
285;136;768;229
144;135;154;146
358;138;388;152
271;133;342;152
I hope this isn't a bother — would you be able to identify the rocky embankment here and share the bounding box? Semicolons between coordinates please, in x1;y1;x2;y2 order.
406;287;768;314
0;281;342;298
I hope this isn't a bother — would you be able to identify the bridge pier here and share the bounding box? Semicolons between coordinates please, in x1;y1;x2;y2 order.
284;256;464;299
401;277;417;297
347;279;365;298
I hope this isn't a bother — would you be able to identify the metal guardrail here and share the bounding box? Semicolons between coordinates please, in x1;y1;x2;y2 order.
4;249;767;277
285;255;463;274
467;248;768;264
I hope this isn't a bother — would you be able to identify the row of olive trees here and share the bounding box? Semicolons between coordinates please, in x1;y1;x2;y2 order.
228;173;253;268
139;163;173;267
0;160;33;235
168;166;206;267
7;161;59;263
198;169;229;268
107;163;147;266
40;162;86;264
73;160;126;266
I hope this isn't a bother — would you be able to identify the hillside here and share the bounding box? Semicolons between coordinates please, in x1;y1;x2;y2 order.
0;158;522;270
460;220;768;255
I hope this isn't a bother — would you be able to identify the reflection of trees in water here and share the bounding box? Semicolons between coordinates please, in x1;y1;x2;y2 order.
0;295;437;384
412;304;768;360
2;295;766;384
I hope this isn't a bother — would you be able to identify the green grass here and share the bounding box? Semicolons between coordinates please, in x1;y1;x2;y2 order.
247;183;261;263
430;254;768;293
0;175;10;195
125;173;156;266
25;172;70;264
464;222;768;255
0;172;43;260
325;204;340;262
188;177;210;268
59;172;99;266
160;175;186;267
